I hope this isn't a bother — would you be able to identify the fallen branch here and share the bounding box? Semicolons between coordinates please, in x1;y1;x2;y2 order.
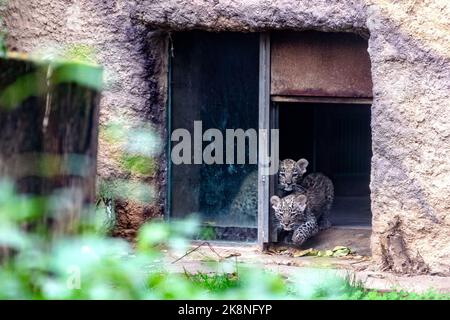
172;241;223;264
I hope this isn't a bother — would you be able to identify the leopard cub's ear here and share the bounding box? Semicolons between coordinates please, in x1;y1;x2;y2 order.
294;194;307;205
296;158;309;173
270;195;281;209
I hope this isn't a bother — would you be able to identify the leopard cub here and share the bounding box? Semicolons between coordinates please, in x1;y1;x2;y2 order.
278;158;334;231
270;193;319;246
278;158;309;195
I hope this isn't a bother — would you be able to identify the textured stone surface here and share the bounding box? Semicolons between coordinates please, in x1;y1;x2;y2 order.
2;0;449;273
2;0;168;240
366;1;450;275
135;0;368;33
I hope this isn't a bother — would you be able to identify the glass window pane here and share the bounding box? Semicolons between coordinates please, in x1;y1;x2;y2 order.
170;32;259;242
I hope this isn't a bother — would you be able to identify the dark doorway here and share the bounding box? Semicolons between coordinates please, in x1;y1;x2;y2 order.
278;102;372;227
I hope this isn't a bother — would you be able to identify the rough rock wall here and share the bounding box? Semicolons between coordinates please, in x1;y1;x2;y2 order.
137;0;450;276
135;0;368;33
2;0;168;240
3;0;450;274
366;1;450;275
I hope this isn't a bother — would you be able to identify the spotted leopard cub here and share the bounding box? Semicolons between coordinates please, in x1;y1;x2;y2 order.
278;158;334;231
300;172;334;230
270;194;319;246
278;159;309;196
229;170;258;226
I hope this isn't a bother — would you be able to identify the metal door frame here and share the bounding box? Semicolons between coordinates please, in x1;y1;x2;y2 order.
258;33;271;248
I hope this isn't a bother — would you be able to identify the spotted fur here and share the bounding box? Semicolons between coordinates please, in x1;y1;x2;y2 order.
300;172;334;230
278;158;309;195
229;159;334;241
278;159;334;231
229;170;258;225
270;194;319;246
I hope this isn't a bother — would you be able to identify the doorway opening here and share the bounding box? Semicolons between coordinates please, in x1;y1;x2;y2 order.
273;101;373;253
278;102;372;228
168;30;373;249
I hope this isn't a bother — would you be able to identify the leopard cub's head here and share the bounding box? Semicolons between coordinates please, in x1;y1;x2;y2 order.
270;194;307;231
278;158;309;192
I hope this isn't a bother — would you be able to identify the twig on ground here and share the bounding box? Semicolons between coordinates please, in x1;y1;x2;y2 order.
172;241;224;264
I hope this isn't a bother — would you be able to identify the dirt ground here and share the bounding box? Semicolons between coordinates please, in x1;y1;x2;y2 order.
161;229;450;294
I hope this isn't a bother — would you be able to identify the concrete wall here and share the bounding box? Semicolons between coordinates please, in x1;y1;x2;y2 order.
3;0;449;275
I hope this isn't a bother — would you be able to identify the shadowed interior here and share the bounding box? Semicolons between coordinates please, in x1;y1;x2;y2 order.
278;102;372;227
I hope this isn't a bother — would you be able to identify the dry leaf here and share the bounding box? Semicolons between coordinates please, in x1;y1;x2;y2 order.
292;248;318;257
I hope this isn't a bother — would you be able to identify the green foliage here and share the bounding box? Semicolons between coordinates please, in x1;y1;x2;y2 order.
121;154;156;176
0;1;7;57
0;30;6;57
344;288;450;300
97;179;155;205
0;180;449;300
183;273;450;300
102;121;126;144
0;180;288;299
61;44;98;65
96;119;161;233
0;72;43;110
198;226;216;240
51;61;103;91
102;119;162;157
0;48;102;110
101;119;161;179
186;273;240;293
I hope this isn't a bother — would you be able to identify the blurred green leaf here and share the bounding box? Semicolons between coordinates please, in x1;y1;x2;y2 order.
62;45;98;65
0;72;44;110
332;247;351;257
170;216;200;238
0;56;102;111
121;154;156;176
137;223;170;250
0;179;448;300
97;179;155;204
51;62;103;90
198;226;216;240
102;122;127;144
124;126;162;158
0;223;30;249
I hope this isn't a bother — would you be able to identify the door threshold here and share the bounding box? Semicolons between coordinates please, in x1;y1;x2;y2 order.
190;240;258;248
331;225;372;230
